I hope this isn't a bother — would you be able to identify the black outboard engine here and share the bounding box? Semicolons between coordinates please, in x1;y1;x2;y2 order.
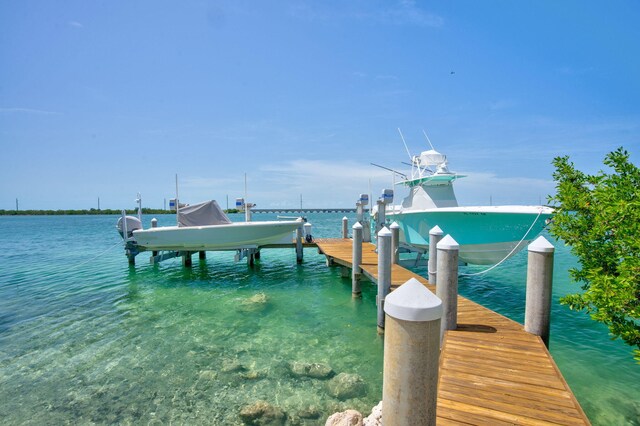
116;216;143;239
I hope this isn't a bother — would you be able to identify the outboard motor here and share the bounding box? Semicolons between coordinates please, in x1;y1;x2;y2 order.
116;216;143;239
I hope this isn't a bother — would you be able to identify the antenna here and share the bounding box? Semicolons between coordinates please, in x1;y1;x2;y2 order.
397;128;412;160
370;163;408;179
136;192;142;221
175;174;180;225
422;129;436;151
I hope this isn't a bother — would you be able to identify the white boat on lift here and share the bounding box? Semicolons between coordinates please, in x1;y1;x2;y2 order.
382;141;553;265
117;200;303;252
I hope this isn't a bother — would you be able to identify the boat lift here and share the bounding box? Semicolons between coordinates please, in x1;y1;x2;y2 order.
117;195;310;267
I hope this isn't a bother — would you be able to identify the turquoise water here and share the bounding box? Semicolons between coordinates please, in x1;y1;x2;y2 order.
0;213;638;425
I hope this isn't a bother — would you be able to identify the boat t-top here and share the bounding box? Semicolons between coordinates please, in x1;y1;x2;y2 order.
380;137;553;265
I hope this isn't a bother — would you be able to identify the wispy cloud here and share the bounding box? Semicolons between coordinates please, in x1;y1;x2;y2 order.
261;159;389;181
68;21;83;28
0;107;60;115
375;75;399;81
180;160;395;208
248;159;555;207
455;171;554;205
289;1;443;28
181;176;239;189
381;0;444;27
489;99;517;111
257;160;394;207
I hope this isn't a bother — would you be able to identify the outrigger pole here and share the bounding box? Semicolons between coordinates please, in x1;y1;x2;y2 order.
397;128;412;161
422;129;436;151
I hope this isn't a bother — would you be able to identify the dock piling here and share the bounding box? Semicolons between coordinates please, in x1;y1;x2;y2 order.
352;222;363;297
182;251;193;267
304;222;312;243
150;218;159;257
296;226;303;263
383;278;442;426
375;198;386;235
247;248;257;266
315;238;589;424
377;227;392;333
436;235;459;342
245;202;254;222
342;216;348;239
524;236;555;347
390;221;400;264
428;225;443;284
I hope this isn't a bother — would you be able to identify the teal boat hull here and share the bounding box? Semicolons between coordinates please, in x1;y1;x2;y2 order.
388;207;553;265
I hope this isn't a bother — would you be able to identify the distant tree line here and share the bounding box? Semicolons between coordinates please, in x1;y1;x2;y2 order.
0;208;241;216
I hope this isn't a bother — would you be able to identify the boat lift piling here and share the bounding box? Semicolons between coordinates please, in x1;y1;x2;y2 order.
296;225;304;263
182;252;193;267
303;222;312;243
245;203;255;222
374;189;394;236
151;218;159;257
355;194;371;242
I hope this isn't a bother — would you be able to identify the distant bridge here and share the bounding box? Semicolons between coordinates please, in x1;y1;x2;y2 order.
252;208;367;214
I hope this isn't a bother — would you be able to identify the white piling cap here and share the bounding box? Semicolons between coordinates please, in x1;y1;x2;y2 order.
528;236;554;253
437;234;459;250
384;278;443;321
343;216;348;221
390;221;400;229
429;225;443;236
304;222;311;228
378;227;392;238
352;222;363;230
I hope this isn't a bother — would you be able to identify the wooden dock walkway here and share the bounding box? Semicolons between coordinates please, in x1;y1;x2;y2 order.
314;238;590;425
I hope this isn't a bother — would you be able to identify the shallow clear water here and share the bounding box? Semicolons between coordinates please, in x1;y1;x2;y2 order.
0;213;638;425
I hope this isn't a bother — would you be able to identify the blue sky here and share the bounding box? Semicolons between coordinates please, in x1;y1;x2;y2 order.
1;0;639;210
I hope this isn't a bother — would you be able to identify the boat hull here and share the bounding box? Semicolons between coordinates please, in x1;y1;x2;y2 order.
132;220;302;251
388;206;553;265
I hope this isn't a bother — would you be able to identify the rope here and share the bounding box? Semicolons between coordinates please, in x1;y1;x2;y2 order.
457;208;545;277
66;240;123;271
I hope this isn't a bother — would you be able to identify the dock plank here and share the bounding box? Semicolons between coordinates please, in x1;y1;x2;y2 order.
315;238;589;425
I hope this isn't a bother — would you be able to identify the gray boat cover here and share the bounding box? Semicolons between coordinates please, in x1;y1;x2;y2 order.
178;200;232;227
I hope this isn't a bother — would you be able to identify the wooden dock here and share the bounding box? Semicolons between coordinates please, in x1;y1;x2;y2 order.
315;238;590;425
